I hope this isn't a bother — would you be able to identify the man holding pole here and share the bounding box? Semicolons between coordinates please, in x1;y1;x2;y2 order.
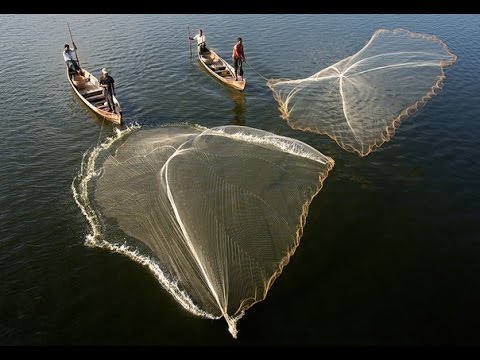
63;43;81;76
189;29;208;54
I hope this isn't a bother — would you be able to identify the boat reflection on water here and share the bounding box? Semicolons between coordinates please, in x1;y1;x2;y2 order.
229;89;246;126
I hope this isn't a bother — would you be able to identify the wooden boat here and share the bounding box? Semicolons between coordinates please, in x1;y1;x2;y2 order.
67;68;122;124
197;48;246;91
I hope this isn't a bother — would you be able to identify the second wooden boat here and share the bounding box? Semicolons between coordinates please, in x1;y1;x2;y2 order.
197;48;246;91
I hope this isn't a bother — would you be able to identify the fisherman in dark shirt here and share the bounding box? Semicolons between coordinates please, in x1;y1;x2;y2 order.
99;68;116;113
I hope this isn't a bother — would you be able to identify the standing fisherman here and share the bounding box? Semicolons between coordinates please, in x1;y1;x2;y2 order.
99;68;116;113
232;37;245;81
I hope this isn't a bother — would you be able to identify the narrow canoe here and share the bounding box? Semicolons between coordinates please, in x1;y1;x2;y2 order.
197;48;246;91
67;68;122;124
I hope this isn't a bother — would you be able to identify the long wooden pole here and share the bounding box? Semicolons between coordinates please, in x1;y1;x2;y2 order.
66;22;81;68
188;26;192;58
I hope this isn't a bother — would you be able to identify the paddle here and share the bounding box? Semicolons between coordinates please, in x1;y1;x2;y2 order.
66;22;81;69
188;26;192;58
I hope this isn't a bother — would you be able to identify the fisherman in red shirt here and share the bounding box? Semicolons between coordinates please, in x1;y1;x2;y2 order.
232;37;245;81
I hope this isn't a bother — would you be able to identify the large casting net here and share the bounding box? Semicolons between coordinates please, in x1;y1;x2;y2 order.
90;125;334;337
267;29;457;156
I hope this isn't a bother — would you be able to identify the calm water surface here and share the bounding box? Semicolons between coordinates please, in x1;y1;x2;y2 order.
0;14;479;345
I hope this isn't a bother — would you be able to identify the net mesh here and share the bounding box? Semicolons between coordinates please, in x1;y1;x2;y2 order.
267;29;457;156
91;125;334;337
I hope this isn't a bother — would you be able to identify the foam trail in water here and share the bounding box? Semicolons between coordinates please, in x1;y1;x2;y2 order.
72;123;218;321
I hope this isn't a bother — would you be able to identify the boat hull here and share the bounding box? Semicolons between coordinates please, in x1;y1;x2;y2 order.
197;49;246;91
67;68;122;124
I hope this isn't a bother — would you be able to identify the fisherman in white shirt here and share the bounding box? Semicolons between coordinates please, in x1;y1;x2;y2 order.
189;29;209;54
63;43;81;75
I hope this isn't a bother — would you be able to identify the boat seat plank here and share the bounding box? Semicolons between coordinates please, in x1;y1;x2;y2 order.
80;88;104;97
87;93;106;103
83;90;103;99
